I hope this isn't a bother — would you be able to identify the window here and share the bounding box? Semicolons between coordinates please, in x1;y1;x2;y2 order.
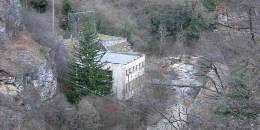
134;78;137;88
125;83;129;92
128;82;131;91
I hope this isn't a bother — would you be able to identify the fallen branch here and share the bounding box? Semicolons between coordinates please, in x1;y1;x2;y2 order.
216;22;249;30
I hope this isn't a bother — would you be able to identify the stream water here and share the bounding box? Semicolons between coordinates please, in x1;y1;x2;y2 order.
142;55;210;130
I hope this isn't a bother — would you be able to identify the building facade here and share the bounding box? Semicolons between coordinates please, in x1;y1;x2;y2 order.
101;52;145;100
98;34;146;100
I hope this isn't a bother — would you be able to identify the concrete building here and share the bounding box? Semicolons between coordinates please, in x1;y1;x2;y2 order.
101;52;145;100
98;34;145;100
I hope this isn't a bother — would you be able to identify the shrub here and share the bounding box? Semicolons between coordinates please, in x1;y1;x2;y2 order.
215;74;258;119
201;0;217;12
62;0;72;15
185;14;205;40
119;23;136;47
60;0;72;30
29;0;48;12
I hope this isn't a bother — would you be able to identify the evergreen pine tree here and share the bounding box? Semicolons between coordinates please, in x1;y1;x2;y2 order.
65;23;112;103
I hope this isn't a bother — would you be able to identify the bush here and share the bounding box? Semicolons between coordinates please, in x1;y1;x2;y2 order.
62;0;72;15
29;0;48;12
60;0;72;30
201;0;217;12
215;74;258;119
185;14;205;40
119;23;136;47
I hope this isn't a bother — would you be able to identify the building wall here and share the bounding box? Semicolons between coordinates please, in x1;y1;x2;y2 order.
107;63;126;100
124;55;145;99
104;54;145;100
74;53;145;100
124;74;145;99
125;55;145;83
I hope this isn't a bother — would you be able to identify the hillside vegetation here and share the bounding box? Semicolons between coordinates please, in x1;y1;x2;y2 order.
0;0;259;130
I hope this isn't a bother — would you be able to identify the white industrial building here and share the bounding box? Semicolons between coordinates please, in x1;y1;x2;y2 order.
101;52;145;100
99;34;146;100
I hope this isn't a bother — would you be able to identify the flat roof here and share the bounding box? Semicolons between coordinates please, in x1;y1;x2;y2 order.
101;52;142;65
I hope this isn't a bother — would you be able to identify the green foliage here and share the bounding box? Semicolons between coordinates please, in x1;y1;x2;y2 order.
150;5;206;41
61;0;72;30
150;8;175;35
215;74;258;119
225;76;249;99
201;0;217;12
119;23;136;47
62;0;72;15
29;0;48;12
119;24;133;40
65;23;112;103
20;0;28;7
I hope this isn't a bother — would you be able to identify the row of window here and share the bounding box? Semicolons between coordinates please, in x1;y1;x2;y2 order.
126;62;145;75
125;76;143;93
125;77;141;93
124;75;145;99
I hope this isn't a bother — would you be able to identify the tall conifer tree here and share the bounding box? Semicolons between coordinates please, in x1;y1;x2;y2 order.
66;22;112;103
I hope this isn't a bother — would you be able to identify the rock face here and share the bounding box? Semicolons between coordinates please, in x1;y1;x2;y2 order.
0;34;57;102
31;58;57;101
0;70;23;97
0;34;58;130
0;33;101;130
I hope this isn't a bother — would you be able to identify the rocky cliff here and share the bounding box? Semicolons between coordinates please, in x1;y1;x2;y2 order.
0;33;58;129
